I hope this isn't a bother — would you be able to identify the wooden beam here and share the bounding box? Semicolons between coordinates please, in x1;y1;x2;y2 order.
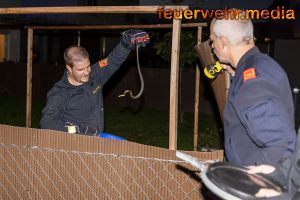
26;29;33;128
0;5;189;14
169;18;181;150
25;23;207;30
193;26;202;151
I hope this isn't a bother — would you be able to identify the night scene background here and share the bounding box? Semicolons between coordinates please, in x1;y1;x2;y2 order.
0;0;299;150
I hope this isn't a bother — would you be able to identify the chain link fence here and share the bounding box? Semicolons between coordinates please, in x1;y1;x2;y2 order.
1;143;206;199
0;125;223;200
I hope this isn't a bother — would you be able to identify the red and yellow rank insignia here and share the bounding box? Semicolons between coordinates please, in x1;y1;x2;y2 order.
99;58;108;68
243;68;256;81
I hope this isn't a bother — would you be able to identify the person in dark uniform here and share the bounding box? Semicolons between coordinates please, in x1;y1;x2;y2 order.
40;29;149;135
209;11;296;166
247;132;300;199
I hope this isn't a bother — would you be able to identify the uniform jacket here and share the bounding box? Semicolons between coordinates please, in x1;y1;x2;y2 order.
40;42;131;134
224;47;296;165
268;133;300;200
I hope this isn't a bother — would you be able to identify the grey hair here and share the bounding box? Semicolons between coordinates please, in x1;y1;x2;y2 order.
211;9;254;46
64;45;89;67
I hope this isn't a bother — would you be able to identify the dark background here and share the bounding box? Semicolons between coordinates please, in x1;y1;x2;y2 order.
0;0;299;128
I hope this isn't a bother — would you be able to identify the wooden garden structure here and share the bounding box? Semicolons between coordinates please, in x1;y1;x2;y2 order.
0;6;207;150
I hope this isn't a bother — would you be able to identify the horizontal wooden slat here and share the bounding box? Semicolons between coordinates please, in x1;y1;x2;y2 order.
0;6;189;14
25;23;207;30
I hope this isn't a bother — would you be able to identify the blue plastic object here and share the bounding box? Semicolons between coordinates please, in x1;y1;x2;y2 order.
98;133;126;141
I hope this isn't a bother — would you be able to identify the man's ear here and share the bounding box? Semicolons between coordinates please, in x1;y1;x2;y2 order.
220;36;229;50
66;65;72;73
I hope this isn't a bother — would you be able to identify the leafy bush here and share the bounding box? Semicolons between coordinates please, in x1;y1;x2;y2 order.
153;31;198;68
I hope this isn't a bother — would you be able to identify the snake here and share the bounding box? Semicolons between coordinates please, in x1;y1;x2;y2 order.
118;45;144;99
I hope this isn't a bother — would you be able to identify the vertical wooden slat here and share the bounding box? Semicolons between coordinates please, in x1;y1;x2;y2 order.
26;29;33;127
225;71;230;99
193;26;202;151
169;19;181;150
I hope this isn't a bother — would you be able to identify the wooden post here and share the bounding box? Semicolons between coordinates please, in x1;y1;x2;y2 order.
225;72;230;99
26;29;33;127
169;19;181;150
193;26;202;151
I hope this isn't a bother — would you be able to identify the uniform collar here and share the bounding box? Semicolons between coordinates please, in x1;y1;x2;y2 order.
63;70;75;88
62;69;87;89
236;47;260;71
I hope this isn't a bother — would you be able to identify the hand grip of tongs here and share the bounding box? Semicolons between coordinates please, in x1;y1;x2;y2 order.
176;151;207;172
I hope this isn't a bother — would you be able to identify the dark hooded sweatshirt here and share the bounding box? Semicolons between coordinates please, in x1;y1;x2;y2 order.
40;42;131;135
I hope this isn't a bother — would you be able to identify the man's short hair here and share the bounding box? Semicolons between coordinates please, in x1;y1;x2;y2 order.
64;46;89;67
211;9;254;46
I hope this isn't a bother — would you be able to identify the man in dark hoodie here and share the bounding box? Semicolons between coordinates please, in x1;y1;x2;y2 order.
40;29;149;135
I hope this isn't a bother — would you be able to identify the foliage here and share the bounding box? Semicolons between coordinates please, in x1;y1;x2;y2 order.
153;31;198;68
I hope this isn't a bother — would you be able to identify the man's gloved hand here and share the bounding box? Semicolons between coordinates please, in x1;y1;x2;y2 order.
121;29;150;50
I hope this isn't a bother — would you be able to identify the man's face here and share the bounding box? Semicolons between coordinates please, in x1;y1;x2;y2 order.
209;29;230;64
67;58;91;86
210;30;234;74
210;32;228;63
209;32;221;59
